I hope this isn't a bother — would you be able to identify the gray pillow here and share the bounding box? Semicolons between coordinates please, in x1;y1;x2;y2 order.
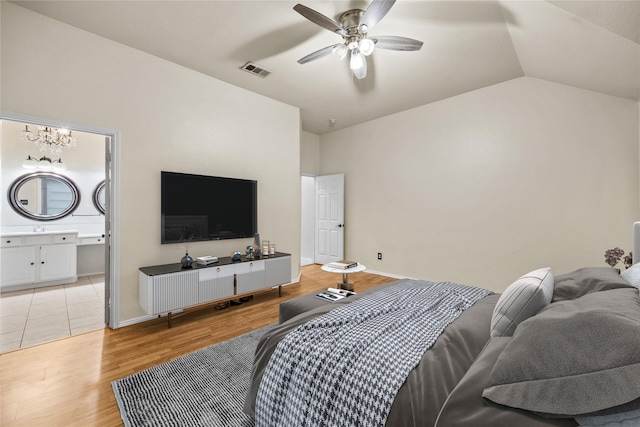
490;267;554;337
435;337;577;427
552;267;633;302
483;288;640;417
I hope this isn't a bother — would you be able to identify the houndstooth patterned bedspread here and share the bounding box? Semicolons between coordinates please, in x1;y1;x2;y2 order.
254;279;492;427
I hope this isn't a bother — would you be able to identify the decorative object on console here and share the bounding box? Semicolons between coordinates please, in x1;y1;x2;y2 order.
246;245;255;260
232;252;242;262
180;253;193;268
22;125;76;155
253;233;261;256
604;247;632;269
179;231;194;268
196;256;218;266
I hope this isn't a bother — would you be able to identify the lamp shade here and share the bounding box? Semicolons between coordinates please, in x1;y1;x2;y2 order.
37;156;53;170
333;44;348;60
22;155;38;169
350;49;367;79
359;38;375;56
52;158;67;171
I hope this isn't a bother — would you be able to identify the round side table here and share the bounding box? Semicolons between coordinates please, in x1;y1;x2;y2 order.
321;263;366;291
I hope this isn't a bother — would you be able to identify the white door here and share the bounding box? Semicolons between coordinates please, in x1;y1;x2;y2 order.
315;174;344;265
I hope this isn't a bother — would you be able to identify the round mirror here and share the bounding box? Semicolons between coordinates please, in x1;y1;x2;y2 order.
8;172;80;221
93;180;106;215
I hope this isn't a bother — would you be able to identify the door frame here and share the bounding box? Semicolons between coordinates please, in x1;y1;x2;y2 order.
300;175;316;266
1;110;121;329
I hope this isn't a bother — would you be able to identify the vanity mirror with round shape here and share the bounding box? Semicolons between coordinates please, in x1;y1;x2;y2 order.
8;172;80;220
93;180;106;215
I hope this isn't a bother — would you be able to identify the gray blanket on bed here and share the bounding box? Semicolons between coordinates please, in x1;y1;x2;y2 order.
254;279;492;427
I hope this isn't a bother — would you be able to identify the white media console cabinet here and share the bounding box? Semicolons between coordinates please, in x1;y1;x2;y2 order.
139;252;291;327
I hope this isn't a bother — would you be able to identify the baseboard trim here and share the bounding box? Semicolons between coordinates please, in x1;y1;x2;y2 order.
364;269;414;280
115;314;157;328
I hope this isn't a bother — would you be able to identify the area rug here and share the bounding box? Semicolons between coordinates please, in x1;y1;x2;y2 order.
112;324;275;427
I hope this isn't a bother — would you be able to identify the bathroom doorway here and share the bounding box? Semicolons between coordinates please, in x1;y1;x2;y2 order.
0;114;119;352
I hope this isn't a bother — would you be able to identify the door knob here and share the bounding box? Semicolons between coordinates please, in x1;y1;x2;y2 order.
337;224;344;228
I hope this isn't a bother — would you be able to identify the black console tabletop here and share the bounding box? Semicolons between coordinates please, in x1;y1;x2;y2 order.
139;252;290;276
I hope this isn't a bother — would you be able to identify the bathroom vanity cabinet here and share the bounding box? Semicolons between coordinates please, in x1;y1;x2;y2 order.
0;231;78;291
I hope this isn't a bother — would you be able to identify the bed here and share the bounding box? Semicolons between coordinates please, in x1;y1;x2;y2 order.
244;259;640;426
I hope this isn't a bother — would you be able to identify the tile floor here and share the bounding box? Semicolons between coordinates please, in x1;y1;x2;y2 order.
0;274;105;353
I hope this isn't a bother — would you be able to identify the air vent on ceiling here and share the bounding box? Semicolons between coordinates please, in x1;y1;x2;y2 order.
240;62;272;78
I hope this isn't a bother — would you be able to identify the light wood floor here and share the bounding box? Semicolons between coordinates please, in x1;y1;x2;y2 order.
0;264;396;426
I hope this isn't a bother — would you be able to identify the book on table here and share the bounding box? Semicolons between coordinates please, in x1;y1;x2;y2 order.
327;260;359;269
315;287;356;302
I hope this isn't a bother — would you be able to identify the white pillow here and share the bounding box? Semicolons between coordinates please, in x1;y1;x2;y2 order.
620;263;640;289
490;267;554;337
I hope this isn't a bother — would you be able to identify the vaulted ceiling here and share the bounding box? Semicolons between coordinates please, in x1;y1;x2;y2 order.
11;1;640;134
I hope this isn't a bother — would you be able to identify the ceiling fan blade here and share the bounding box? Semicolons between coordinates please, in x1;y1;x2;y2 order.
359;0;396;33
293;4;347;36
298;44;342;64
372;36;423;51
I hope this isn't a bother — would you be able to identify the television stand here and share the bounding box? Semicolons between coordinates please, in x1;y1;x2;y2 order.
139;252;291;327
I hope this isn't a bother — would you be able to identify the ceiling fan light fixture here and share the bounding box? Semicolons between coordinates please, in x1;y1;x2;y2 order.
294;1;422;80
350;49;367;79
333;44;348;59
359;38;375;56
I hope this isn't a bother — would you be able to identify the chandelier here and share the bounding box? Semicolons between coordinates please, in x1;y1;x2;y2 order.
22;125;76;155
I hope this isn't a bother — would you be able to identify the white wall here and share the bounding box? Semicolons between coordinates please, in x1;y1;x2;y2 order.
320;77;639;292
300;131;320;176
1;3;301;324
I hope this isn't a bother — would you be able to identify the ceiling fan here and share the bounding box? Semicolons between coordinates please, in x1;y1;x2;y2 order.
293;0;423;79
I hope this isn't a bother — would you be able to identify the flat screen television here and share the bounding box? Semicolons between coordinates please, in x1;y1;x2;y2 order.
161;171;257;244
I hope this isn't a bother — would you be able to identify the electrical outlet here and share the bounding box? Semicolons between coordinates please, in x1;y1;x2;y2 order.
377;252;382;260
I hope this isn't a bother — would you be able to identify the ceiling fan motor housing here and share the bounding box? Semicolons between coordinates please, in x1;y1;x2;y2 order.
339;9;366;36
